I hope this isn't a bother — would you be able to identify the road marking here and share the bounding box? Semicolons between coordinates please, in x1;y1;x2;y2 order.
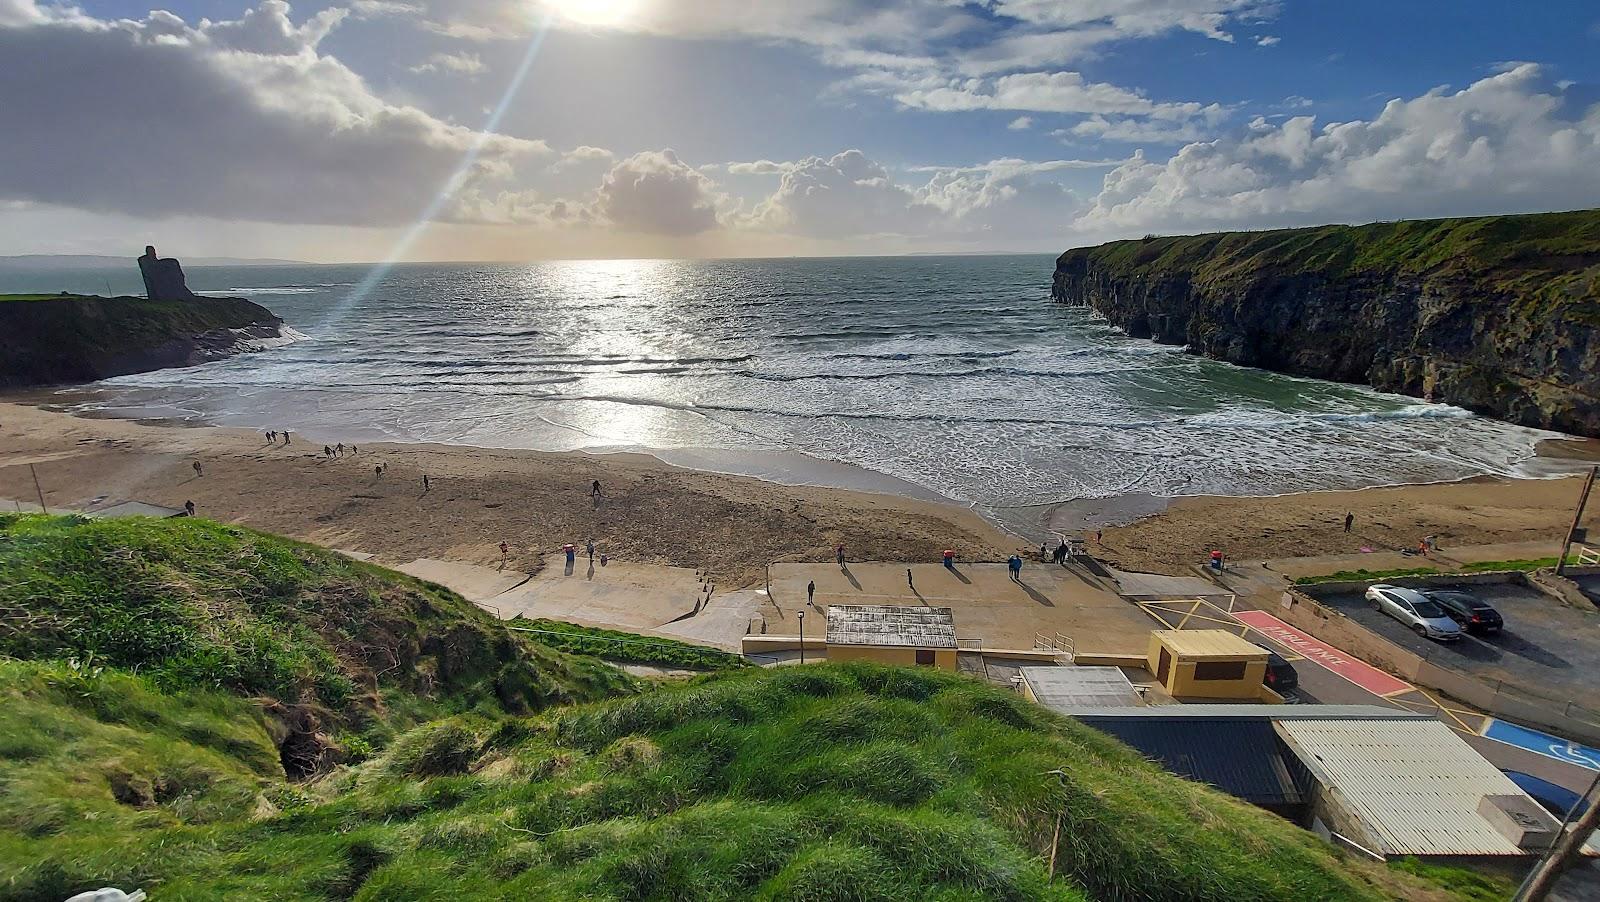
1231;610;1412;696
1482;719;1600;770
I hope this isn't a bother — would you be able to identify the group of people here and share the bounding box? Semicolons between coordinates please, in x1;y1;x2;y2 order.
264;430;291;445
322;442;356;458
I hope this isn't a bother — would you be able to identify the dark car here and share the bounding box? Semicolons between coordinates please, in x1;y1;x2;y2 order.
1426;590;1503;635
1263;651;1299;693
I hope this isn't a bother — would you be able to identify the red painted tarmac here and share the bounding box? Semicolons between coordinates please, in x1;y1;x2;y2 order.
1233;610;1412;696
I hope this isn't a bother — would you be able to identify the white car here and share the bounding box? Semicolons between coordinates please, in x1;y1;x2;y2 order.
1364;584;1462;641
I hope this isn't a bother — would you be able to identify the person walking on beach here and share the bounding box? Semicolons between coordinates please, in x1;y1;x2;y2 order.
323;445;332;458
335;443;345;458
836;544;846;566
591;479;602;499
422;474;430;493
281;430;291;445
192;460;203;477
266;430;275;443
374;465;382;479
807;580;815;606
1344;512;1354;533
586;539;596;563
500;541;509;562
184;500;195;517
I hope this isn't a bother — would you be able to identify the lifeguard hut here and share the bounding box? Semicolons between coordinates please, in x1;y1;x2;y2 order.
1146;629;1271;701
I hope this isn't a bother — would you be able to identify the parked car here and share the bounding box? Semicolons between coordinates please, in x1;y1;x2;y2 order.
1364;584;1463;641
1262;651;1299;693
1425;589;1504;635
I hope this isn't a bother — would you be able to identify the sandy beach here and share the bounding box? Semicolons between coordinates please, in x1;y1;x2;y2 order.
4;399;1594;584
0;401;1015;586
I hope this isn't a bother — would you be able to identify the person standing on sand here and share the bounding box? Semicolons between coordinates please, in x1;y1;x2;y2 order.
374;465;382;479
500;541;509;561
192;461;203;477
807;580;815;606
282;431;291;445
266;430;275;442
1344;512;1354;533
586;540;596;563
422;474;430;493
836;544;846;566
184;500;195;517
336;443;345;458
591;479;602;498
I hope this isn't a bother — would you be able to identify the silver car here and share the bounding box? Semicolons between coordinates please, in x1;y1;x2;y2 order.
1364;584;1463;641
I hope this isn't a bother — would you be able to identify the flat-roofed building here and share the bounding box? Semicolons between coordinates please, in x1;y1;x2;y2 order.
1146;629;1271;701
825;605;957;670
1019;666;1142;710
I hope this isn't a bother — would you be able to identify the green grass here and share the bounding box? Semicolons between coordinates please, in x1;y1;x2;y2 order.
1457;556;1575;573
1388;858;1515;902
1060;208;1600;320
0;514;631;765
0;661;1459;901
0;294;86;302
1;516;1477;900
1293;566;1441;585
508;618;750;672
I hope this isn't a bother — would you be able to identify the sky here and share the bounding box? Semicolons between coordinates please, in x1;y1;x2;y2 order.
1;0;1598;262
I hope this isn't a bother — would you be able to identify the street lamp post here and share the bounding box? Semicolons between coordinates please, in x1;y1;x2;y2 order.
797;611;806;665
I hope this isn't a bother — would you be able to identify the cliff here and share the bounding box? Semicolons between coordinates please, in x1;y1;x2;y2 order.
1053;209;1600;437
0;293;288;388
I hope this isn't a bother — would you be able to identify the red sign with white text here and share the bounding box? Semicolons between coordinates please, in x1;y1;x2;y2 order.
1232;610;1412;696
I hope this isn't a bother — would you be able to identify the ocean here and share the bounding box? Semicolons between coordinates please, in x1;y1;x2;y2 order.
7;255;1568;534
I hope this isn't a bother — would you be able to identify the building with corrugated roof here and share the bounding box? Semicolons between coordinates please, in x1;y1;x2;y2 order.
1046;701;1573;860
824;605;957;670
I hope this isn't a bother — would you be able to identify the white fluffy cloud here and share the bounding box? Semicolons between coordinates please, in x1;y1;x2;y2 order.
596;150;724;235
1008;116;1035;130
0;0;543;225
887;70;1222;118
1081;64;1600;230
409;51;486;76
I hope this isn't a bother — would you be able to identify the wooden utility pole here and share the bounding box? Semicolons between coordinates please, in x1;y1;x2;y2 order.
1556;465;1597;576
29;464;47;513
1513;770;1600;902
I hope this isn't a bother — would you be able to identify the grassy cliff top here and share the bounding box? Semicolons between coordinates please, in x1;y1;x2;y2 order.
0;514;629;733
1058;208;1600;312
0;660;1477;901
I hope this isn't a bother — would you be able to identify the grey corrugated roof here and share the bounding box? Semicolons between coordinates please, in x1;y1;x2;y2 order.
1022;666;1142;711
1088;718;1307;806
825;605;956;648
1274;718;1535;856
1062;705;1427;720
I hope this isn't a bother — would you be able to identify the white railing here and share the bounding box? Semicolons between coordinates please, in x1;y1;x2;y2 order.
1577;544;1599;567
1034;632;1075;663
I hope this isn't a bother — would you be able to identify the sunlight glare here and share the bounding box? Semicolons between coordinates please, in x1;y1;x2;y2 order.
549;0;638;27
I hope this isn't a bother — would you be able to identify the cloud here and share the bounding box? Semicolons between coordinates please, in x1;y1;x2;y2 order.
727;160;793;175
1081;64;1600;231
0;1;544;226
408;51;486;76
595;149;723;234
884;71;1221;119
548;145;616;171
1058;116;1214;144
1256;35;1279;46
1008;115;1034;130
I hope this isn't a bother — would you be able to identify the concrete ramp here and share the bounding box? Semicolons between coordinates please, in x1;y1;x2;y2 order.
475;554;702;633
1109;568;1228;599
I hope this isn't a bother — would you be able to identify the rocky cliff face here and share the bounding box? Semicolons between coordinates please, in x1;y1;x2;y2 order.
1053;210;1600;437
0;294;288;388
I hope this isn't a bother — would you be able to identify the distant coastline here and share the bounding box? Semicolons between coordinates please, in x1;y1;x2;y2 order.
0;253;311;269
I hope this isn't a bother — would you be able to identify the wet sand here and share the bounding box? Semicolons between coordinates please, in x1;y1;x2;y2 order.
5;399;1594;584
0;401;1016;587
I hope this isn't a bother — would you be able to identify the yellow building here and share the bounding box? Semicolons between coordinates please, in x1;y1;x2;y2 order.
1146;630;1269;701
825;605;958;670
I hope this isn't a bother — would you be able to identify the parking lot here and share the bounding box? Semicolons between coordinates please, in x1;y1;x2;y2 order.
1302;579;1600;706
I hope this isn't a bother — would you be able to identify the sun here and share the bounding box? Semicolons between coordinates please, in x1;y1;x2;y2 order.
547;0;639;27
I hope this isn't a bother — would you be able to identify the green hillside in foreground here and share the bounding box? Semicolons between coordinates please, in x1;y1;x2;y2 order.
0;516;1481;900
